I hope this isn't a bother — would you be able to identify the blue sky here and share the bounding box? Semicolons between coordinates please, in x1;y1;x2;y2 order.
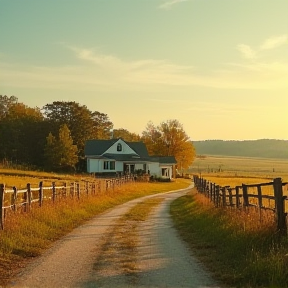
1;0;288;140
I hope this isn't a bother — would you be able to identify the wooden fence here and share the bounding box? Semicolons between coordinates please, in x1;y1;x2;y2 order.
0;175;134;230
193;175;288;235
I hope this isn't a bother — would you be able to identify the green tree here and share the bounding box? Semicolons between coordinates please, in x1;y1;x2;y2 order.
44;124;78;172
141;119;195;169
0;95;18;120
0;100;44;166
42;101;114;170
91;111;113;139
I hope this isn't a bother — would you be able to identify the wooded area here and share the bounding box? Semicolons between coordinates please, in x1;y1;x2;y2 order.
0;95;195;173
193;175;288;235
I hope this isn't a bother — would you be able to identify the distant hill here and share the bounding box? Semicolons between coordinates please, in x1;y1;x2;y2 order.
192;139;288;159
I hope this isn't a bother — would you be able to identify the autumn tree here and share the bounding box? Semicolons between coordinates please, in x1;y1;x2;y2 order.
113;128;141;142
44;124;78;172
141;119;195;170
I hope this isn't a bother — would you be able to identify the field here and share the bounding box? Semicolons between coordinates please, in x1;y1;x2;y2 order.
189;155;288;183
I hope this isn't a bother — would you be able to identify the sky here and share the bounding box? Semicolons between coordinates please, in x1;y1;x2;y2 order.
1;0;288;141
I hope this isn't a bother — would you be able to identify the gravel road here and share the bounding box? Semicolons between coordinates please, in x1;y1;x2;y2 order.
8;185;222;288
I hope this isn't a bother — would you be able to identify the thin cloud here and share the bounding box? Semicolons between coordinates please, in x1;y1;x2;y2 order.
237;35;288;59
158;0;189;10
237;44;257;59
1;45;288;92
260;35;287;50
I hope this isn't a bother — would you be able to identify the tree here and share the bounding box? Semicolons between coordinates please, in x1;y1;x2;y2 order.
91;111;113;139
0;100;44;166
141;119;195;169
42;101;114;170
44;124;78;172
113;128;141;142
0;95;18;120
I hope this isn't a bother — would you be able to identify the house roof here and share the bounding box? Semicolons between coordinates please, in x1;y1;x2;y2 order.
84;139;150;158
150;156;177;164
85;139;118;156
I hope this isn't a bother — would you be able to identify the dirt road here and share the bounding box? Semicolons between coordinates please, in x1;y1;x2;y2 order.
8;186;221;288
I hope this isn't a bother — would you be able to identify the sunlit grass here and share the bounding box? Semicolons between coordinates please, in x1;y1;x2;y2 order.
171;190;288;288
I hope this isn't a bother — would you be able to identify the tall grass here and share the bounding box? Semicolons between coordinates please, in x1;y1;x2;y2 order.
171;190;288;288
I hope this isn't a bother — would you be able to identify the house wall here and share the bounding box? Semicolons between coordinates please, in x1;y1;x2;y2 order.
148;163;161;177
88;158;123;173
106;139;136;154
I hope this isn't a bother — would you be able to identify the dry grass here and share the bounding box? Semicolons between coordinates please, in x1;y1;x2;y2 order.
171;190;288;288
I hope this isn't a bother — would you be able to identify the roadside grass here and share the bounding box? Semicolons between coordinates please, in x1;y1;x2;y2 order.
171;190;288;288
0;177;190;286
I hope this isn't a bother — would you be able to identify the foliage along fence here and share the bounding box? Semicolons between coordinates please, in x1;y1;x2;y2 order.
193;175;288;235
0;175;134;230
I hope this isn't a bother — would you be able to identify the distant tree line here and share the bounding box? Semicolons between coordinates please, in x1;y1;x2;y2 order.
0;95;195;172
193;139;288;159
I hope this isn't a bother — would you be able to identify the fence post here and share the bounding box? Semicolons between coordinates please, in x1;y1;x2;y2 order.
39;181;43;207
222;187;227;207
273;177;287;235
242;184;249;207
25;183;32;213
0;184;5;230
235;186;240;208
52;182;56;203
12;186;17;212
228;188;233;206
77;183;80;200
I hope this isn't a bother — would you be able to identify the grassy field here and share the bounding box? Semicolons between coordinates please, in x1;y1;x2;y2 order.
189;155;288;182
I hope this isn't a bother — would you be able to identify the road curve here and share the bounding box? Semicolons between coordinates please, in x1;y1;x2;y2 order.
8;185;222;288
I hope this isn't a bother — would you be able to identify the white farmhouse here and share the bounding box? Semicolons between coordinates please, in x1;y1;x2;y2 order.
84;138;177;179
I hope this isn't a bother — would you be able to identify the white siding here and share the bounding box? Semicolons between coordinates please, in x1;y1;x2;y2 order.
105;139;136;155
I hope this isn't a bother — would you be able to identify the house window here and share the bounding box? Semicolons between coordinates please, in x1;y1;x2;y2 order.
117;143;122;151
104;161;115;170
104;161;109;170
110;161;115;170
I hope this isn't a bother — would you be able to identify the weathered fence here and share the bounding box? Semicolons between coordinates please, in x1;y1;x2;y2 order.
0;175;134;230
193;175;288;235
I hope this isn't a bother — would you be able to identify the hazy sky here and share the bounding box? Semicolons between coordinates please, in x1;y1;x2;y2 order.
1;0;288;141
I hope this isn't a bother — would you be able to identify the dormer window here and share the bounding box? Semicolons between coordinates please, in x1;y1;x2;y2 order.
117;143;122;152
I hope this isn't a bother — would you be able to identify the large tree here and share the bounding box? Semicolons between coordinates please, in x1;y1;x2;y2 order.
0;100;44;166
44;124;78;172
42;101;114;171
141;119;195;170
91;111;113;139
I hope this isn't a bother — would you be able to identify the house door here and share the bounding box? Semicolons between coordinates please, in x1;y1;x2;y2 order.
124;164;135;174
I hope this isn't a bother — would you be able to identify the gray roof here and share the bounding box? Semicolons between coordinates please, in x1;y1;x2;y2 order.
150;156;177;164
85;139;150;158
85;139;118;156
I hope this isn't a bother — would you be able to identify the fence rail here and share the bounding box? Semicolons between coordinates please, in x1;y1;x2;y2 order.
193;175;288;235
0;175;134;230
